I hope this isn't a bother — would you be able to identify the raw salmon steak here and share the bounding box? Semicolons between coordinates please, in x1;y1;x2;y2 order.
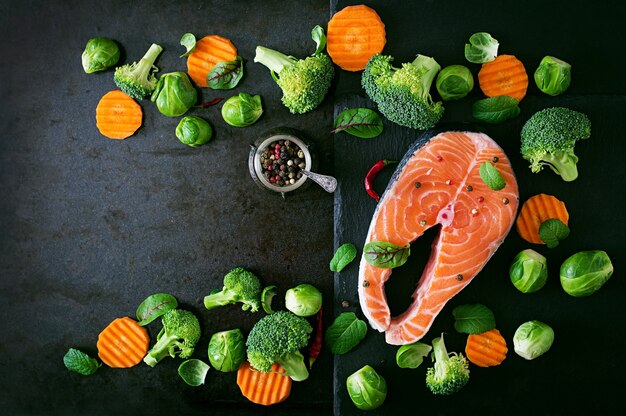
358;131;519;345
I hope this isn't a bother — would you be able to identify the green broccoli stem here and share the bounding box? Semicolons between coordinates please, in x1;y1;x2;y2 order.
254;46;296;77
542;151;579;182
431;336;448;376
143;333;178;367
412;55;441;100
135;43;163;80
203;291;236;310
276;351;309;382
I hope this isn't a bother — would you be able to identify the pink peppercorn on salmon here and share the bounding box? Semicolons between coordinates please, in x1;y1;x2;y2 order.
358;131;519;345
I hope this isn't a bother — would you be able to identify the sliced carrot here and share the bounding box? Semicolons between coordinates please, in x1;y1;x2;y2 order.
97;317;149;368
237;361;292;406
478;55;528;101
95;90;142;140
327;4;386;72
465;328;508;367
516;193;569;244
186;35;238;87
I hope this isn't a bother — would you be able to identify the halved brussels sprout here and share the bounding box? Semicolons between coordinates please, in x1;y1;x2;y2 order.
513;320;554;360
560;250;613;297
436;65;474;101
221;93;263;127
82;37;120;73
151;72;197;117
176;116;212;147
509;249;548;293
285;283;322;317
346;365;387;411
207;329;245;372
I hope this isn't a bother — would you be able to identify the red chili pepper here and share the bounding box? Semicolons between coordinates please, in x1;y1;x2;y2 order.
198;97;224;108
308;308;323;369
364;159;397;202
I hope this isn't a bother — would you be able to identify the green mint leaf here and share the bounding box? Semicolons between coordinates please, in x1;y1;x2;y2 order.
396;342;432;369
472;96;520;124
330;243;357;272
332;108;383;138
325;312;367;355
178;359;210;386
363;241;410;268
136;293;178;326
539;218;570;248
479;161;506;190
179;33;196;58
452;303;496;334
207;56;244;90
63;348;101;376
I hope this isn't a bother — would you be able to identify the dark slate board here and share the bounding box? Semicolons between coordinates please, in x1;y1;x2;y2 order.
332;0;626;414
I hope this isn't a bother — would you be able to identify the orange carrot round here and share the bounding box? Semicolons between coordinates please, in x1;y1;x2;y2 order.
465;328;508;367
327;4;386;72
516;193;569;244
97;317;149;368
237;361;292;406
478;55;528;101
186;35;237;87
95;90;142;140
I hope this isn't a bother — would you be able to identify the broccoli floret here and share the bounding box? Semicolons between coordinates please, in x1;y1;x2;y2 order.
114;43;163;99
143;309;201;367
246;311;312;381
425;334;470;395
254;27;334;114
521;107;591;182
362;53;444;130
203;267;261;312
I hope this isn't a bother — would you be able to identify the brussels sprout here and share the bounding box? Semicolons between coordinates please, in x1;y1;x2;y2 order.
151;72;197;117
285;283;322;317
221;93;263;127
176;116;212;147
560;250;613;297
513;320;554;360
177;359;210;386
534;56;571;96
509;249;548;293
346;365;387;411
207;329;245;372
436;65;474;101
81;37;120;73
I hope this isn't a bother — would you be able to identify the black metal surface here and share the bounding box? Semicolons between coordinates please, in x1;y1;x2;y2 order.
0;1;334;414
332;0;626;415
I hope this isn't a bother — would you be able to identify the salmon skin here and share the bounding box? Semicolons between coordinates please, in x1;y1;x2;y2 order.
358;131;519;345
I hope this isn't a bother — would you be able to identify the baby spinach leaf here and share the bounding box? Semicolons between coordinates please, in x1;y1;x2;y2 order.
363;241;410;268
311;25;327;56
325;312;367;355
396;342;432;369
179;33;196;58
178;359;210;386
330;243;357;272
136;293;178;326
539;218;570;248
63;348;101;376
479;161;506;191
453;303;496;334
207;56;244;90
472;96;520;124
332;108;383;139
464;32;499;64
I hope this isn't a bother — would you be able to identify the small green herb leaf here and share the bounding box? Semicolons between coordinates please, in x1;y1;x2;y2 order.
396;342;432;369
311;25;327;55
539;218;570;248
363;241;410;268
464;32;499;64
325;312;367;355
178;359;210;386
330;243;357;272
207;56;244;90
453;303;497;334
472;96;520;124
261;285;277;314
136;293;178;326
63;348;101;376
179;33;196;58
332;108;383;138
479;161;506;190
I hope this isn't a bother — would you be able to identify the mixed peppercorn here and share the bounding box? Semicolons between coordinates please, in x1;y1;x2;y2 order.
260;139;306;186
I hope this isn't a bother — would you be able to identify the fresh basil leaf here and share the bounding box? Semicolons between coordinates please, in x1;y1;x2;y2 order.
330;243;357;272
479;161;506;191
453;303;496;334
332;108;383;139
396;342;432;369
179;33;196;58
136;293;178;326
472;96;520;124
178;359;210;386
363;241;410;268
325;312;367;355
539;218;570;248
207;56;244;90
311;25;327;56
63;348;101;376
464;32;499;64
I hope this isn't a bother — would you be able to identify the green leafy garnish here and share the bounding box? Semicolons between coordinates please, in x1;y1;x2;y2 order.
472;96;520;124
63;348;101;376
207;56;244;90
136;293;178;326
311;25;327;56
261;285;277;314
363;241;410;268
330;243;357;272
179;33;196;58
452;303;496;334
396;342;432;369
331;108;384;139
479;161;506;190
178;359;210;386
464;32;499;64
325;312;367;355
539;218;570;248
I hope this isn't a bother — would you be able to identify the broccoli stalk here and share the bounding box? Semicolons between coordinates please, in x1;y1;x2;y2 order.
203;267;262;312
425;334;470;395
143;309;201;367
114;43;163;100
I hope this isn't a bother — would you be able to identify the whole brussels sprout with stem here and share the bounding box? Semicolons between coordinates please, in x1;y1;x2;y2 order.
509;249;548;293
151;72;197;117
285;283;322;317
346;365;387;411
534;56;571;96
560;250;613;297
436;65;474;101
513;320;554;360
207;329;245;372
176;116;212;147
221;93;263;127
82;37;120;73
